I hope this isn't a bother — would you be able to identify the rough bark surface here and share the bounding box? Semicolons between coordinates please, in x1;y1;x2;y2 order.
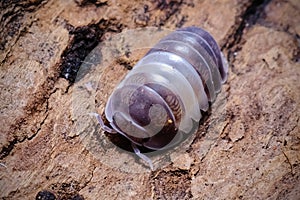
0;0;299;199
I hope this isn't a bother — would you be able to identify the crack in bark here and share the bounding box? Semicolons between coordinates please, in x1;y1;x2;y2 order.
281;149;294;175
0;17;123;160
0;104;49;160
28;113;49;140
0;75;57;160
222;0;272;63
78;165;96;193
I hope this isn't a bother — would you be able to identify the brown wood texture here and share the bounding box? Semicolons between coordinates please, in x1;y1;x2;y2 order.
0;0;299;199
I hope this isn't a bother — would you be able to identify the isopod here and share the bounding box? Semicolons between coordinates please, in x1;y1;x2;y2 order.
96;26;228;170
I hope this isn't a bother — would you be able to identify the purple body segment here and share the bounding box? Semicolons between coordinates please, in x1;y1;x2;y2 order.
154;31;222;92
178;27;228;82
103;26;228;151
134;51;209;112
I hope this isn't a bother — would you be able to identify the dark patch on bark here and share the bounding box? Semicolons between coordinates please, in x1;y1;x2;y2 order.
49;181;85;200
59;23;105;83
152;0;185;27
36;190;56;200
222;0;272;63
0;138;18;159
0;0;47;51
60;19;123;83
0;18;123;160
74;0;108;7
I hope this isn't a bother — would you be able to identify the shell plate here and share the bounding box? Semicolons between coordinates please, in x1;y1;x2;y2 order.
104;26;228;150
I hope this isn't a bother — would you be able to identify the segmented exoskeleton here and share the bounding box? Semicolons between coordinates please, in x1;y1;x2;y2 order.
96;26;228;170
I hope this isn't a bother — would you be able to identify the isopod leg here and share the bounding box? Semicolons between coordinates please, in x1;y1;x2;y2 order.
131;143;154;171
90;113;117;133
0;163;7;168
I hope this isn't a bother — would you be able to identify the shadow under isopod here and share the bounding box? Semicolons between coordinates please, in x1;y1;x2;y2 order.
100;109;210;167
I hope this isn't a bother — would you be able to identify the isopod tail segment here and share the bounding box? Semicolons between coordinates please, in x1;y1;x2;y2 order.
96;26;228;170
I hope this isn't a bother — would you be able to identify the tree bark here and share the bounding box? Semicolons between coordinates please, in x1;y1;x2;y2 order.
0;0;299;199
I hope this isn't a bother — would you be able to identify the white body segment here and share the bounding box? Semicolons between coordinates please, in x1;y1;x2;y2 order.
99;26;228;169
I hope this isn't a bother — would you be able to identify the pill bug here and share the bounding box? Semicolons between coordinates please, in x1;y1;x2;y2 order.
96;26;228;170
